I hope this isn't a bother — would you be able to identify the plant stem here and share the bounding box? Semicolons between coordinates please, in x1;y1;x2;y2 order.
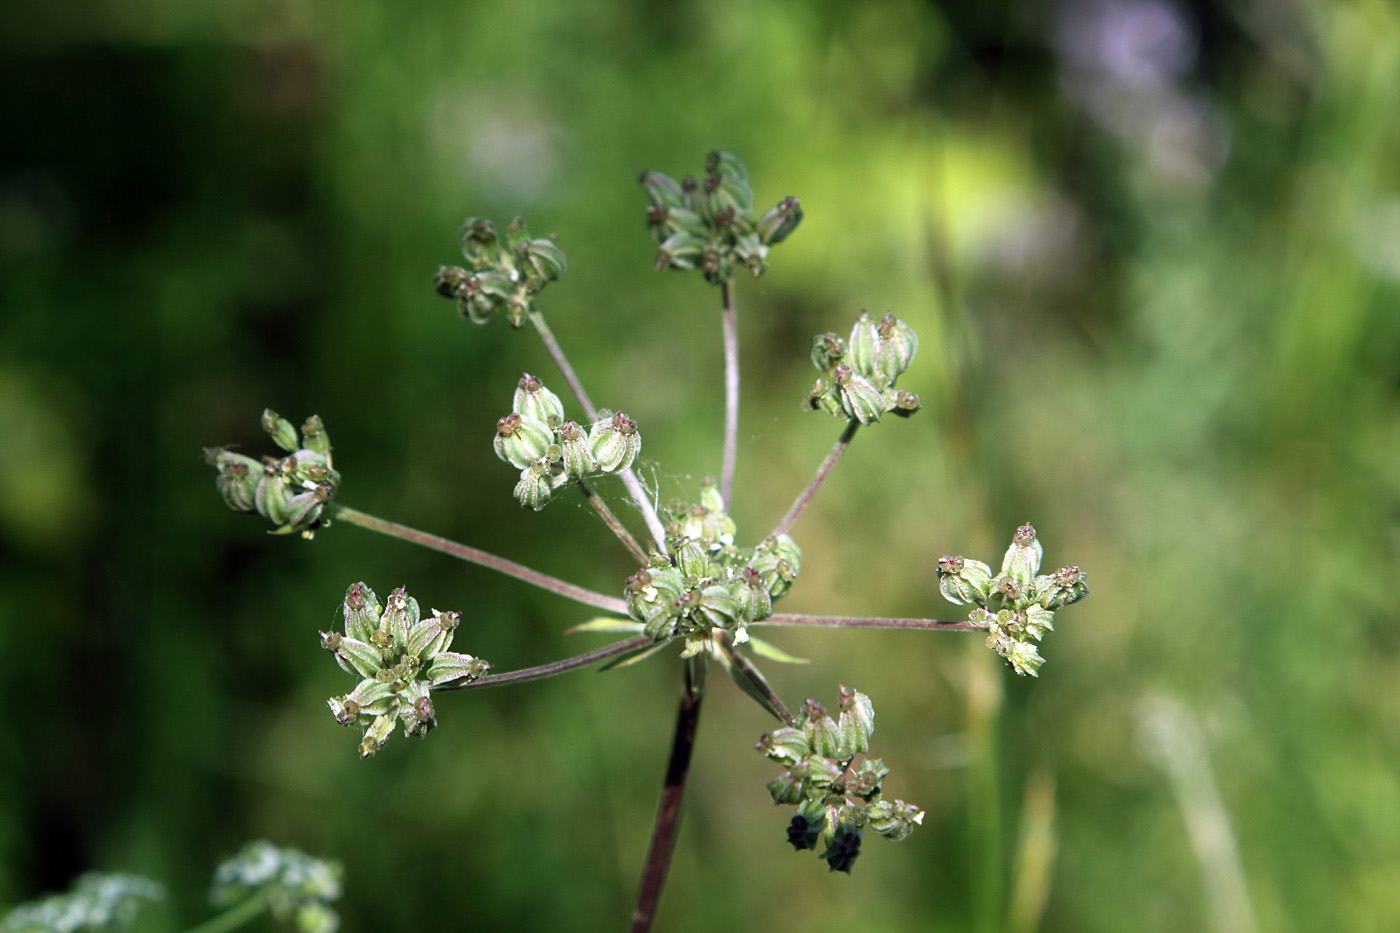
770;419;859;538
327;503;627;614
529;309;599;418
436;635;651;690
577;476;649;564
621;468;668;553
181;892;269;933
720;279;739;509
630;663;704;933
757;613;987;632
527;309;669;551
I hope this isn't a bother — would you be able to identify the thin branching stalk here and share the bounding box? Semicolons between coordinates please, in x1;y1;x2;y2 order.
720;279;739;508
528;309;599;419
328;504;627;614
770;418;860;537
437;635;651;691
577;477;649;564
527;309;669;550
758;613;987;632
621;470;667;554
630;663;703;933
181;892;269;933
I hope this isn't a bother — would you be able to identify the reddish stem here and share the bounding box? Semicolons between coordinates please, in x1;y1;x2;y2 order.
630;664;703;932
770;419;859;538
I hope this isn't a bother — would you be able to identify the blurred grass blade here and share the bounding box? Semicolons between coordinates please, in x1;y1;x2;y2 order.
1007;769;1057;933
1139;694;1256;933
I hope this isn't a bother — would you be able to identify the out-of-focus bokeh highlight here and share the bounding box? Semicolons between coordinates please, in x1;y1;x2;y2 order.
3;0;1398;929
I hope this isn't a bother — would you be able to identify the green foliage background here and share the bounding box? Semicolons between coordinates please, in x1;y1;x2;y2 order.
3;0;1398;930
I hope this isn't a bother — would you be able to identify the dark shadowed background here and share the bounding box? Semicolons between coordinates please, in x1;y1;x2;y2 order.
3;0;1399;930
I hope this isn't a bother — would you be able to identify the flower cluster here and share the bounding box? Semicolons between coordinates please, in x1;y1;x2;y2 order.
492;373;641;510
433;216;567;327
805;311;921;424
623;482;800;656
204;411;339;536
321;583;490;758
937;523;1089;676
210;841;343;933
641;150;803;284
1;873;164;933
200;148;1096;920
756;685;924;874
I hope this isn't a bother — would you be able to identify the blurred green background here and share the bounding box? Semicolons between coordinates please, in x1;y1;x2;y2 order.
3;0;1398;930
